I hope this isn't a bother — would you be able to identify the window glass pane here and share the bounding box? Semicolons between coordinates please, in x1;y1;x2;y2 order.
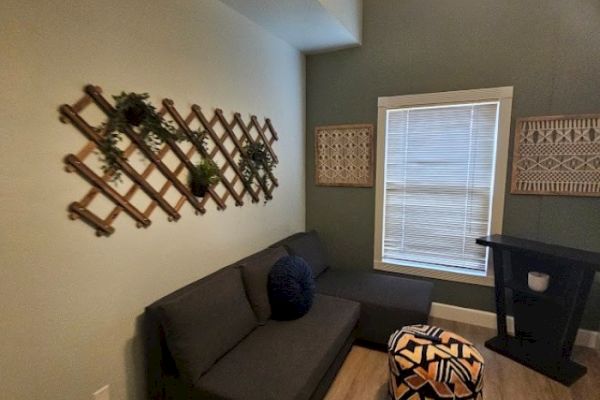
383;102;499;272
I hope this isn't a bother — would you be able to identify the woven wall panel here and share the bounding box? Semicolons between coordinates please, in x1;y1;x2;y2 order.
315;124;375;187
511;114;600;197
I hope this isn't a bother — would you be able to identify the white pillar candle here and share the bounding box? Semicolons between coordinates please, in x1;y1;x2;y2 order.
528;271;550;292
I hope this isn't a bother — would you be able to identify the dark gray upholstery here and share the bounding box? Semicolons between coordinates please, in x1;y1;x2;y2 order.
144;231;434;400
195;294;360;400
239;246;289;324
154;267;257;385
308;334;354;400
145;266;238;400
316;269;433;345
277;230;329;277
268;232;307;249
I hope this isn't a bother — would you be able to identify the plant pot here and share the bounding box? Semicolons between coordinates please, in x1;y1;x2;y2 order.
190;181;209;197
123;103;147;126
251;153;265;163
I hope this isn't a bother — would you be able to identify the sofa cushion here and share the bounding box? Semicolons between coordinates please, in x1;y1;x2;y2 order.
195;294;360;400
239;246;289;324
155;267;258;384
268;232;307;249
281;231;328;278
268;255;315;320
316;269;433;345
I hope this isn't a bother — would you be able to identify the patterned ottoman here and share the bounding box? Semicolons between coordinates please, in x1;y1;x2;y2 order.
388;325;484;400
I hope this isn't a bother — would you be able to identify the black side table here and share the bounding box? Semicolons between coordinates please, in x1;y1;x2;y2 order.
476;234;600;386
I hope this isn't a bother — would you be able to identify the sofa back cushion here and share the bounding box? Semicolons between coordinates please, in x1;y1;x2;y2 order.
239;246;288;324
155;266;257;384
282;231;328;278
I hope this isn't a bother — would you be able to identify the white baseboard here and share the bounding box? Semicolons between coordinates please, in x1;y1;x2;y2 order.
430;302;599;350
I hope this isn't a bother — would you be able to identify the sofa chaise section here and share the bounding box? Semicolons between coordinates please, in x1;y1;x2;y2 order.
316;269;432;345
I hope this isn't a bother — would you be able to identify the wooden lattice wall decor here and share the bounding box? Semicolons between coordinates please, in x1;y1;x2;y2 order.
315;124;375;187
59;85;279;236
511;114;600;197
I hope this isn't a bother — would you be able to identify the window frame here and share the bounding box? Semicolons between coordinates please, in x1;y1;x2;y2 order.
373;87;513;286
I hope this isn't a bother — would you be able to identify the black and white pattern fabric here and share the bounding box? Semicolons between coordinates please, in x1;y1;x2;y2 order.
388;325;484;400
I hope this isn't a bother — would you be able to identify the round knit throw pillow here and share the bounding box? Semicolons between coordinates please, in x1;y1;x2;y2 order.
268;256;315;320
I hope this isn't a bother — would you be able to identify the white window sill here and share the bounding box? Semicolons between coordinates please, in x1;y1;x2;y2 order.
374;259;495;287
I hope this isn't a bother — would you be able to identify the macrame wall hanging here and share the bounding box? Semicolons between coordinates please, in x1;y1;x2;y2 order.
511;114;600;197
59;84;279;236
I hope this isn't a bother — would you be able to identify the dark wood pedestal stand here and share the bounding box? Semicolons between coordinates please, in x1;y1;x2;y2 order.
476;235;600;386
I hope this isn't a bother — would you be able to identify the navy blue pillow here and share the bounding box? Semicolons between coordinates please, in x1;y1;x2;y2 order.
268;256;315;320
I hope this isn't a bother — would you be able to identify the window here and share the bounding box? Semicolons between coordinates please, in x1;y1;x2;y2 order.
374;87;513;286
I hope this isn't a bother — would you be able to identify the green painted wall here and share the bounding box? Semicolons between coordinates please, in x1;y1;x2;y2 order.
306;0;600;330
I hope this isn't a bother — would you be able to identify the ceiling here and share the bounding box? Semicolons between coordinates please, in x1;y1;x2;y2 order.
218;0;362;53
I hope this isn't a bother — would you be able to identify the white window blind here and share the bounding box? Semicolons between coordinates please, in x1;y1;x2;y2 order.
383;102;500;272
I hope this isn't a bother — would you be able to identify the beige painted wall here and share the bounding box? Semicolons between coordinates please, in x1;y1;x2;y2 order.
0;1;305;399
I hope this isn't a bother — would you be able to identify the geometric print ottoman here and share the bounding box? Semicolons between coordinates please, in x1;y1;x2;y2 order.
388;325;484;400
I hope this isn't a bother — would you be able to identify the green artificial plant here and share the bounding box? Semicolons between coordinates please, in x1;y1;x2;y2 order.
189;158;221;197
98;92;183;182
238;142;277;194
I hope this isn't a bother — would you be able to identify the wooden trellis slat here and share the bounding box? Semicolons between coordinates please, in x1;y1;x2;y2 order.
59;84;279;236
84;86;207;216
249;118;279;188
265;118;279;140
251;115;279;164
231;113;272;199
163;99;232;209
194;106;260;203
212;108;261;202
244;115;278;194
59;103;181;221
218;112;279;200
193;107;254;204
106;141;181;227
78;106;175;226
165;144;198;214
64;154;151;227
68;202;115;236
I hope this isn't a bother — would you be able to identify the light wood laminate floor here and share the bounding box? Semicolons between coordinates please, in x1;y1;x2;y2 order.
325;318;600;400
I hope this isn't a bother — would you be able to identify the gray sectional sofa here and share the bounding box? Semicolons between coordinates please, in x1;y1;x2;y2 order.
144;231;433;400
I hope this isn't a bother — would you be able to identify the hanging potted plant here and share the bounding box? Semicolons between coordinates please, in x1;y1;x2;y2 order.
189;158;221;197
239;142;277;192
98;92;183;182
